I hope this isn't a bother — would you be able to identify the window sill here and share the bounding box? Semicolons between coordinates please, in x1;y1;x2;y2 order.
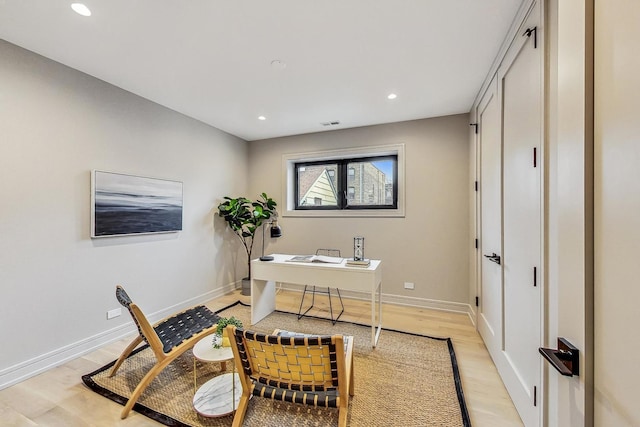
283;208;405;218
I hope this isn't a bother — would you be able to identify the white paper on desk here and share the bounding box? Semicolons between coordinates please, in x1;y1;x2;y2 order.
286;255;344;264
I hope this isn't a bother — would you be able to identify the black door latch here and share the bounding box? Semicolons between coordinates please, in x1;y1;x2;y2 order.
539;338;579;377
483;253;501;265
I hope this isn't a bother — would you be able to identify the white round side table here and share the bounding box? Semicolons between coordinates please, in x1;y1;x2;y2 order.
192;335;241;417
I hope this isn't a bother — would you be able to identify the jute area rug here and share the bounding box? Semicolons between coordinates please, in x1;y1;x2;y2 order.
83;301;471;427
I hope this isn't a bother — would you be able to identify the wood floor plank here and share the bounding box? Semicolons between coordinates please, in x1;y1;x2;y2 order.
0;400;37;427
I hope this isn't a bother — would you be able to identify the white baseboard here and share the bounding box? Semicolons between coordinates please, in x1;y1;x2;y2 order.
468;305;478;327
0;319;136;391
0;284;234;390
278;283;475;322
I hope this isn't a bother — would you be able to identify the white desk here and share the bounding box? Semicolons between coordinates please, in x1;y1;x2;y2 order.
251;254;383;347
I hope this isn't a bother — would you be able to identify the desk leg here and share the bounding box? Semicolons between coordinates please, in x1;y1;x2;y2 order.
372;280;383;347
251;278;276;325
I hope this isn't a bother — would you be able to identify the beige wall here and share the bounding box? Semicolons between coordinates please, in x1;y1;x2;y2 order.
248;115;471;307
541;1;640;425
0;40;248;388
545;0;592;425
594;1;640;425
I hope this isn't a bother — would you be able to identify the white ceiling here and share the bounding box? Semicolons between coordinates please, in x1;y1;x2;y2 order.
0;1;524;141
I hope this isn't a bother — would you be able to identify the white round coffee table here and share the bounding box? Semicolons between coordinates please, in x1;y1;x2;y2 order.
192;335;241;417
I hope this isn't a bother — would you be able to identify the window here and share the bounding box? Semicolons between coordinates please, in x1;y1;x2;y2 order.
283;143;405;218
296;162;339;208
295;155;397;210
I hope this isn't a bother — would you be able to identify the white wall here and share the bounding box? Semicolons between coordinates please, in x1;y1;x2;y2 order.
0;40;248;388
248;115;471;309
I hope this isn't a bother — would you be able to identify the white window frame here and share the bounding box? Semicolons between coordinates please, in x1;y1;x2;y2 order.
282;143;405;218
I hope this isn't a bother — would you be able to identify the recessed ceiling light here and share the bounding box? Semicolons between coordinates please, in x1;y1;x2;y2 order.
270;60;287;70
258;116;266;121
387;93;398;100
71;3;92;16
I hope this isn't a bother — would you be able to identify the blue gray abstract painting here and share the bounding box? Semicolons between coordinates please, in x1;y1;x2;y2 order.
92;171;183;237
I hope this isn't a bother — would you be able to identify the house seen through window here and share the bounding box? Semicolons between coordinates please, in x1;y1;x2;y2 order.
295;155;397;210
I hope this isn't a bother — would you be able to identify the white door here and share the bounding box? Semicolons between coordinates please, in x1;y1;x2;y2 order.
477;77;503;354
498;5;543;426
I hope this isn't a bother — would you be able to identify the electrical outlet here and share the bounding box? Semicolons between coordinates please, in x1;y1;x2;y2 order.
107;308;122;320
404;282;415;290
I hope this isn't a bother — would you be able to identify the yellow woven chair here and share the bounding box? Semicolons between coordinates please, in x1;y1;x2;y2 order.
109;285;219;419
227;326;354;427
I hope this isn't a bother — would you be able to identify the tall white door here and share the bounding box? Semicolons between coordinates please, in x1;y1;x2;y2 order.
475;5;544;425
498;5;543;426
477;78;502;353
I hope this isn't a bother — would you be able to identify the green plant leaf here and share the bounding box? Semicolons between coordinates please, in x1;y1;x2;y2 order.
217;194;279;278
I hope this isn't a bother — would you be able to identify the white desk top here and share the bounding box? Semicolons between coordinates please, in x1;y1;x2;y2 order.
255;253;381;271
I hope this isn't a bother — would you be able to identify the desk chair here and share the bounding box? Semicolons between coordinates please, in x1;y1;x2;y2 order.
297;249;345;324
227;326;354;427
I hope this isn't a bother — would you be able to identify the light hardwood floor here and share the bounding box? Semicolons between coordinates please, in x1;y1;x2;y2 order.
0;290;523;426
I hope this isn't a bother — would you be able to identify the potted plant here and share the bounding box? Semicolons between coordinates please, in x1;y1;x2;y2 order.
217;193;278;295
212;316;243;349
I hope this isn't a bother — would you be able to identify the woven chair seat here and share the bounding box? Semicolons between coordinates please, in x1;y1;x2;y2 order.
256;375;333;392
253;382;339;407
154;306;218;353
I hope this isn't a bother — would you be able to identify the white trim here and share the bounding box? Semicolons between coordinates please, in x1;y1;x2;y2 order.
471;0;537;112
282;143;406;218
0;285;234;390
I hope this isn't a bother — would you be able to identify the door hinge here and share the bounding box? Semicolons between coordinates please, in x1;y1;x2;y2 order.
534;385;537;406
470;123;478;134
474;181;478;192
475;296;479;307
533;147;537;167
533;266;537;287
523;26;538;49
475;238;478;249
